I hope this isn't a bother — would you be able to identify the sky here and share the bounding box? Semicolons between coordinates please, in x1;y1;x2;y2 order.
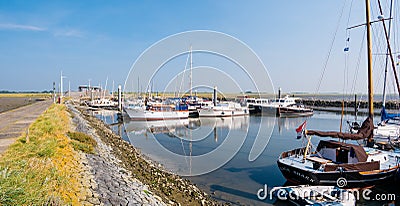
0;0;398;94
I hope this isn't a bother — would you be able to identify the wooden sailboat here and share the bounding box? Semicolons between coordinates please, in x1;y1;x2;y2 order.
277;0;400;187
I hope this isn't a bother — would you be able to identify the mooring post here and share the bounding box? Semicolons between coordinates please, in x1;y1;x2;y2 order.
118;85;122;111
213;86;217;106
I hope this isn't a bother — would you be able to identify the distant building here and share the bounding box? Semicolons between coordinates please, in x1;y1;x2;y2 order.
78;85;102;92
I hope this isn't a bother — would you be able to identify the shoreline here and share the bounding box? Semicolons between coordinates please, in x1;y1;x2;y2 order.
69;102;220;205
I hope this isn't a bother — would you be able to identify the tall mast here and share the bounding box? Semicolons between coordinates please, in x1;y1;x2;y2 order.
379;0;397;105
365;0;374;118
190;46;193;97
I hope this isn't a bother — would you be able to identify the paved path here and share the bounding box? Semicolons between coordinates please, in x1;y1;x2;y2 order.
0;100;52;154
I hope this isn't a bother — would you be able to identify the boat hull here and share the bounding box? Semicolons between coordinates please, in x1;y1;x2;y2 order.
198;108;248;117
277;159;397;187
252;105;313;117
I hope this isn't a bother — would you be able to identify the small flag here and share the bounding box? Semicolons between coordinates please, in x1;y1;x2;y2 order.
296;121;307;139
344;47;349;52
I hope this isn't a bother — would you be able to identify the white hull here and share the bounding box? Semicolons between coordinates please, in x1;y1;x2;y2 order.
124;107;189;120
198;108;248;117
198;102;249;117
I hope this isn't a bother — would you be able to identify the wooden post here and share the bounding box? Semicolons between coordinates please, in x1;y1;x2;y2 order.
26;128;29;144
340;100;344;132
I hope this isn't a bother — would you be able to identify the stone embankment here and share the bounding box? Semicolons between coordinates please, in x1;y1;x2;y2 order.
67;103;219;206
302;99;400;115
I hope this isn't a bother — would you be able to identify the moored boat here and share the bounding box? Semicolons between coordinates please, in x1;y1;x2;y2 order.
124;101;189;121
252;95;313;117
277;132;400;187
198;101;249;117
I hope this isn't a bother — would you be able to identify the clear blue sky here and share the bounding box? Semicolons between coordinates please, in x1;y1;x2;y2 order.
0;1;396;94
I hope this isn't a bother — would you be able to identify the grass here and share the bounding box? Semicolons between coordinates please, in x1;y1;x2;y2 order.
0;104;83;205
67;131;97;154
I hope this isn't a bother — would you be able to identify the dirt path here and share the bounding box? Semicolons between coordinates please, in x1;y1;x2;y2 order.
0;100;52;154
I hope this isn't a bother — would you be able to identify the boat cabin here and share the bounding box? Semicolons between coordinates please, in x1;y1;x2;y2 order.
309;140;381;172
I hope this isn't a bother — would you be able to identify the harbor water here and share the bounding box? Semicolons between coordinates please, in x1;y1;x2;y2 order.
95;110;400;205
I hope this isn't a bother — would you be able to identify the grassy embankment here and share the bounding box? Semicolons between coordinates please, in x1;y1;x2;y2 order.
0;104;95;205
0;93;51;98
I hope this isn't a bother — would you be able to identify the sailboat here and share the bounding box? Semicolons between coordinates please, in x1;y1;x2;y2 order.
88;77;118;108
371;0;400;148
277;0;400;187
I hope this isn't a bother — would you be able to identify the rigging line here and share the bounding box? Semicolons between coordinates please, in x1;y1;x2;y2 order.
313;0;347;103
377;0;400;98
350;28;366;95
343;0;354;119
180;128;189;166
178;51;190;98
372;25;385;94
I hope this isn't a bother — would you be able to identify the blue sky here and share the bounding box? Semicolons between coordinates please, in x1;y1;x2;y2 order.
0;1;397;94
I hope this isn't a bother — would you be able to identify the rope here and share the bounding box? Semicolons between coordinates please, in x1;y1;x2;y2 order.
313;1;347;105
178;51;190;97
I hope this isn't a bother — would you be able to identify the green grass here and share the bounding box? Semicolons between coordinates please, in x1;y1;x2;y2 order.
0;104;84;205
67;131;97;154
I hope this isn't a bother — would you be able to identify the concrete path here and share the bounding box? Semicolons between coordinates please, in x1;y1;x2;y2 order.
0;100;52;154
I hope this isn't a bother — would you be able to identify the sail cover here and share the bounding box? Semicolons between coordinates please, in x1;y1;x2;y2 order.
316;140;368;162
306;117;373;140
381;106;400;121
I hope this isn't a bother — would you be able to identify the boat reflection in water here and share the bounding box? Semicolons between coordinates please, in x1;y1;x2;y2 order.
124;119;189;136
123;116;251;176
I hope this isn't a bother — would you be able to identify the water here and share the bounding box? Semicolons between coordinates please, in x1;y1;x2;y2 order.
94;110;399;205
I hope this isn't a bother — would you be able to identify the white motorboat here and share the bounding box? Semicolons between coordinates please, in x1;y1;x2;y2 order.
124;101;189;121
198;101;249;117
253;95;313;117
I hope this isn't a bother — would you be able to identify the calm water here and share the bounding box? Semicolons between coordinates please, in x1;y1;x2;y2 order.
95;110;400;205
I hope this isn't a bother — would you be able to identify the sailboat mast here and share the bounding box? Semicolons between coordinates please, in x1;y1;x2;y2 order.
378;0;399;103
190;46;193;97
365;0;374;118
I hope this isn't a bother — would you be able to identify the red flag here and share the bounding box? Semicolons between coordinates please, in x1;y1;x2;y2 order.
296;121;307;139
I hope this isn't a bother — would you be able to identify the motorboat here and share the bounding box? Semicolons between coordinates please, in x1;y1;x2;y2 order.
124;100;189;121
253;96;313;117
198;101;249;117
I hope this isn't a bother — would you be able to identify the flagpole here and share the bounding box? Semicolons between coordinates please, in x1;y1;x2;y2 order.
303;131;311;162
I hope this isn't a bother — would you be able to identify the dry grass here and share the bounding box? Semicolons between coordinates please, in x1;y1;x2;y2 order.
0;104;82;205
0;93;51;98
